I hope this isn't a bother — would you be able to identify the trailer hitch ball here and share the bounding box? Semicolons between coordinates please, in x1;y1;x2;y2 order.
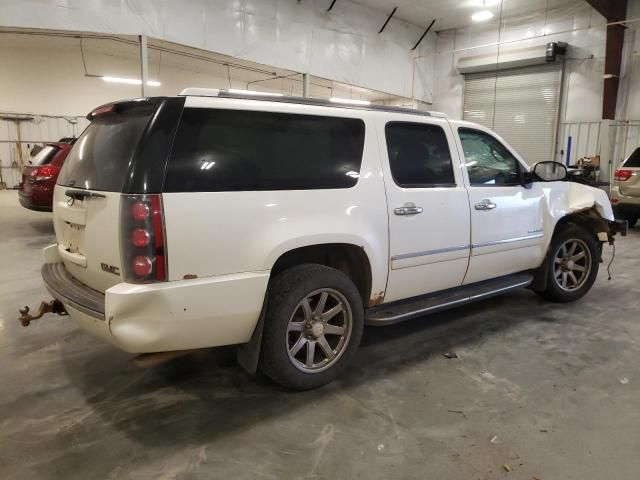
18;300;67;327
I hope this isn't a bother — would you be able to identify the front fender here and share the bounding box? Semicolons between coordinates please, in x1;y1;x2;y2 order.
543;181;614;225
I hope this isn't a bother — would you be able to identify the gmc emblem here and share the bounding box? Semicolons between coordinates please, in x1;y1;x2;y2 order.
101;263;120;276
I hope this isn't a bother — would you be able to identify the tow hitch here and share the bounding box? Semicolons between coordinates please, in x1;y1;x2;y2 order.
18;300;67;327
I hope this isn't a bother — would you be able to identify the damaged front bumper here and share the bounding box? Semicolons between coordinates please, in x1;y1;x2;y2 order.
608;219;629;240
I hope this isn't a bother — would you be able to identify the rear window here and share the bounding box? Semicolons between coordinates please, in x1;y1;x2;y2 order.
57;104;157;191
624;147;640;168
30;145;59;166
164;108;365;192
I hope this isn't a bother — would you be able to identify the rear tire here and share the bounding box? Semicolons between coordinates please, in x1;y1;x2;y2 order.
259;264;364;390
536;225;600;303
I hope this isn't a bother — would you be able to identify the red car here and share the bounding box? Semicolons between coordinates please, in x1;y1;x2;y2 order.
19;140;74;211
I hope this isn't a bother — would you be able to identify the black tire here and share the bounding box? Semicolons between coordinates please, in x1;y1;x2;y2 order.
627;217;638;228
259;264;364;390
536;225;600;303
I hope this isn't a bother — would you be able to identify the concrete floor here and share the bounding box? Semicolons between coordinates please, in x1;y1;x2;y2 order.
1;189;639;480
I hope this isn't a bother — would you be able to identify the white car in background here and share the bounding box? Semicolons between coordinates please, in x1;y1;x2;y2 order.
20;89;627;390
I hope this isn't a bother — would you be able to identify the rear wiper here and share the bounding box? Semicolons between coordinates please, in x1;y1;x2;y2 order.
65;189;106;200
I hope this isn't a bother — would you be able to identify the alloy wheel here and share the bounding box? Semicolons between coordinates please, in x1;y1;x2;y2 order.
553;238;592;291
286;288;353;373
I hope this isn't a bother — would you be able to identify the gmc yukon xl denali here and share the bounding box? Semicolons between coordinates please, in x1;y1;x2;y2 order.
20;89;627;390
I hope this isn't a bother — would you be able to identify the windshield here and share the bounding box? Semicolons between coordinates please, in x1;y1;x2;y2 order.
30;145;59;166
57;104;156;191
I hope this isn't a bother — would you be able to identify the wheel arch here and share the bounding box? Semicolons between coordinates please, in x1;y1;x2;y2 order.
532;207;606;291
270;243;374;308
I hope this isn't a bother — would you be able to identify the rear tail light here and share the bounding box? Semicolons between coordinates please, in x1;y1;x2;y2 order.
31;165;57;183
120;194;167;283
614;169;634;181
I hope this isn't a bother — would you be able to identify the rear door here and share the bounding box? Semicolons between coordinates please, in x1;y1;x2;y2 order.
378;116;471;302
53;101;161;292
619;147;640;197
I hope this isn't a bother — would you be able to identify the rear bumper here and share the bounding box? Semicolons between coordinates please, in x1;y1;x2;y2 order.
18;191;53;212
42;248;269;353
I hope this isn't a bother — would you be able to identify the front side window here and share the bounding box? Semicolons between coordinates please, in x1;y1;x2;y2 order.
459;128;521;186
164;108;365;192
385;122;455;188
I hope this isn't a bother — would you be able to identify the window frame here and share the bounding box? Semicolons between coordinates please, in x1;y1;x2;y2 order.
457;127;527;188
384;121;457;189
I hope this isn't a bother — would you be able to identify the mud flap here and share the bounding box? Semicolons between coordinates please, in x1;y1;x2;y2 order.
236;288;269;374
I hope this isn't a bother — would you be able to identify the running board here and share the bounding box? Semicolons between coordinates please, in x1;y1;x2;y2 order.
366;272;533;325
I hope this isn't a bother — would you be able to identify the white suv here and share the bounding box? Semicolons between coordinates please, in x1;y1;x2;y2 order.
22;89;626;390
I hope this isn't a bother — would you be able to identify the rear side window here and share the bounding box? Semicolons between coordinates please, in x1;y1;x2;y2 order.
624;147;640;167
164;108;365;192
30;145;60;166
57;104;157;191
385;122;455;188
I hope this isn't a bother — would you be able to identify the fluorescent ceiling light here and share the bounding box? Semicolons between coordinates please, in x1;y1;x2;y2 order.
227;89;284;97
329;97;371;106
471;10;494;21
102;76;161;86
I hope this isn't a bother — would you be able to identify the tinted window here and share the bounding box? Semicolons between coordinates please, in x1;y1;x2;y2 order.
624;147;640;167
385;122;455;188
30;145;59;166
57;104;157;191
164;108;365;192
459;128;521;186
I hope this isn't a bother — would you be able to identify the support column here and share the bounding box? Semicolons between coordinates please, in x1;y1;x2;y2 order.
302;73;310;97
139;35;149;97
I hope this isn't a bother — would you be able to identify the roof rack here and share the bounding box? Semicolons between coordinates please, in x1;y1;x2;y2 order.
178;88;447;118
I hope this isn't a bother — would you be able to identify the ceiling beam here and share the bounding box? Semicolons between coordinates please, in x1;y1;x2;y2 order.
584;0;626;21
585;0;628;119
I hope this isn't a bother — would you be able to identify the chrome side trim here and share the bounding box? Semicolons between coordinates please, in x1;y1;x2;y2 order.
391;244;470;262
472;233;543;249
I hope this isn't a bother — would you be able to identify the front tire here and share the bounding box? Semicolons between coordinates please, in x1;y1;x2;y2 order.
536;225;600;302
259;264;364;390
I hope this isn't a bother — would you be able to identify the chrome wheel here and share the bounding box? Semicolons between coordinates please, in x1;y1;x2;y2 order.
286;288;353;373
553;238;592;291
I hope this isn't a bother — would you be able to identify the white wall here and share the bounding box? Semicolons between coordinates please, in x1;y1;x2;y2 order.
0;0;437;102
431;2;608;123
0;34;395;117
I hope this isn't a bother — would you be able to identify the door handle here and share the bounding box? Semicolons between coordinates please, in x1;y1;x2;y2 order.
474;199;497;211
394;206;423;215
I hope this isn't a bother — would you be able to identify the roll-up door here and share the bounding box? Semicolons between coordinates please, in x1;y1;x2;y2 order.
463;63;562;165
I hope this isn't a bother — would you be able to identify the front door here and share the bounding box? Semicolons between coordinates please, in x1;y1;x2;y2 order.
455;127;545;284
379;118;471;303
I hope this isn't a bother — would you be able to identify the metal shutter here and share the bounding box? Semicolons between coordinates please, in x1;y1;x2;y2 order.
463;63;562;165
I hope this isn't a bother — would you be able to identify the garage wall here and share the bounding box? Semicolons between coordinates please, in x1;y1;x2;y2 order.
0;115;90;188
0;0;437;103
431;2;607;123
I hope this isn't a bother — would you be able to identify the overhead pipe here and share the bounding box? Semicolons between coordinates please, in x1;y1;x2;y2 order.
411;19;436;51
378;7;398;34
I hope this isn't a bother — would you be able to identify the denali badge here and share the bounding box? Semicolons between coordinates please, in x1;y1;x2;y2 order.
101;263;120;276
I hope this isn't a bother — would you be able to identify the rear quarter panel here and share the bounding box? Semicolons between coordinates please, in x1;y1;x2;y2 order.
162;101;389;300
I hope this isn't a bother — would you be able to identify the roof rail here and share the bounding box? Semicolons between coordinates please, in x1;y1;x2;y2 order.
178;88;447;118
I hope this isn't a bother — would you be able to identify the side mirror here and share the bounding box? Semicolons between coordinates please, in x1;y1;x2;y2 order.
533;161;567;182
